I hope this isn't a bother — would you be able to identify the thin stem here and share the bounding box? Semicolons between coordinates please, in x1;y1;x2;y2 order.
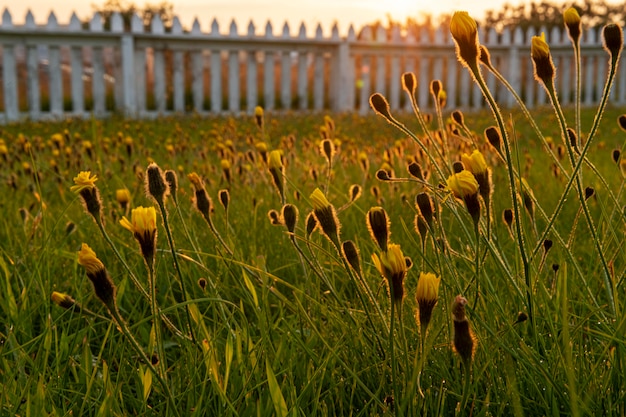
468;60;532;324
108;308;181;417
95;217;186;340
544;80;616;316
157;199;197;343
147;262;167;379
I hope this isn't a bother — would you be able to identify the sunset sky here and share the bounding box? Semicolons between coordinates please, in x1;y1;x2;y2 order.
6;0;526;34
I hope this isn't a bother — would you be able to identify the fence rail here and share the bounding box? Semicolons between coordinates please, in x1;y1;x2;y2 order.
1;8;625;122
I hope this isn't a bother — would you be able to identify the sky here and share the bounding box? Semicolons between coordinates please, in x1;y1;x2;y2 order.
6;0;524;35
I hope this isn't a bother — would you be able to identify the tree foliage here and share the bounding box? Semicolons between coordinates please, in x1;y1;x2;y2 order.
90;0;174;31
483;0;624;31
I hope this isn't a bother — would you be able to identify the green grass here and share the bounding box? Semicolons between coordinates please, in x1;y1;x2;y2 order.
0;98;625;416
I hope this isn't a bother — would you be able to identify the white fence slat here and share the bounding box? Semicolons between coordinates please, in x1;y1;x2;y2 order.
46;12;63;116
0;10;623;120
297;23;308;110
280;22;291;109
24;11;40;119
69;13;84;115
191;19;204;113
359;26;372;115
583;28;596;106
210;18;222;113
132;14;146;115
90;13;106;116
111;12;124;111
228;20;240;113
171;17;185;112
1;9;18;121
246;21;258;113
151;16;166;113
313;24;324;111
388;25;401;111
264;21;275;110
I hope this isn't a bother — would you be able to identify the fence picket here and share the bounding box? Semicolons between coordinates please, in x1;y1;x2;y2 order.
0;9;624;122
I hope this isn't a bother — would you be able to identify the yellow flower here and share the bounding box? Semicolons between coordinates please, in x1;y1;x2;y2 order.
372;244;407;304
563;7;581;26
450;11;479;65
446;171;479;199
70;171;98;193
51;291;76;310
461;150;488;175
220;159;231;170
531;33;550;60
116;189;131;206
120;206;157;236
416;272;441;305
531;32;555;83
120;206;158;266
310;188;330;211
255;142;268;153
268;150;283;170
77;243;105;275
188;172;204;190
416;272;441;333
254;106;264;117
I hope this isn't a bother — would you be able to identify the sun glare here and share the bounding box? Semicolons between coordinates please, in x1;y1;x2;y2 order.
384;0;420;22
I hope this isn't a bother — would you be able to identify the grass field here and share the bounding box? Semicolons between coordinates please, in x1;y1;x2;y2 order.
1;42;626;415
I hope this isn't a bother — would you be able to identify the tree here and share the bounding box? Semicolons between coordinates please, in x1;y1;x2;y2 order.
90;0;175;31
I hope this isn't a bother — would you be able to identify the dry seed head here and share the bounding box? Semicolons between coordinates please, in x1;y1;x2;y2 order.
543;239;553;254
366;207;390;252
349;184;362;203
484;126;502;153
430;80;442;99
452;295;475;365
415;192;435;228
281;204;298;234
369;93;393;122
305;211;317;238
452;110;465;127
567;128;580;153
452;161;465;174
376;169;391;181
415;214;428;244
145;162;169;204
165;170;178;204
218;189;230;212
267;209;282;225
503;208;514;229
321;139;335;162
342;240;362;277
408;162;424;181
618;115;626;131
401;72;417;96
603;24;623;59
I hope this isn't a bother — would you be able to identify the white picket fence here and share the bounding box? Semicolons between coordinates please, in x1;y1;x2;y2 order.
1;8;625;122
